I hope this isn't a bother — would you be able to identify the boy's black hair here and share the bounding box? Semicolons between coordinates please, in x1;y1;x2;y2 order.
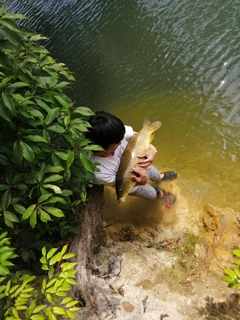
85;111;125;150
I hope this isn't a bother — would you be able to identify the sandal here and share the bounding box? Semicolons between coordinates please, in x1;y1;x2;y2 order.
155;188;176;205
161;171;177;181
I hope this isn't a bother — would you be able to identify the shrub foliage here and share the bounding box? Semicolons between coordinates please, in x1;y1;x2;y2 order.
222;249;240;289
0;3;101;318
0;3;101;262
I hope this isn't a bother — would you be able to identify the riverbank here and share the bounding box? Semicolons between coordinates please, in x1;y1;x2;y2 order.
75;185;240;319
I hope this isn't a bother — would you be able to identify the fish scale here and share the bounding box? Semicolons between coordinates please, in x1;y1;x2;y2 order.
116;117;162;203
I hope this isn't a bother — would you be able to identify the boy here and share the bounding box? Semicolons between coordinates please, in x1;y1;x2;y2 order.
85;111;177;203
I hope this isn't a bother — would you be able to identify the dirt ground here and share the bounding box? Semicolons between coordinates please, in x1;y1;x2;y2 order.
76;184;240;320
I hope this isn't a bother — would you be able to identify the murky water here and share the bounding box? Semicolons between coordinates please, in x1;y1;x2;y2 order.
6;0;240;221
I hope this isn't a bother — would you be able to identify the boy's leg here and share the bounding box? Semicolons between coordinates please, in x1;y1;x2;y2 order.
129;184;158;200
147;166;161;181
147;166;177;181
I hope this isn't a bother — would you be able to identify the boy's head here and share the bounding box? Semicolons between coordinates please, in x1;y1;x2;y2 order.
86;111;125;150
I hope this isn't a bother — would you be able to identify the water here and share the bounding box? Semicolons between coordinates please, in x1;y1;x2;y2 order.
5;0;240;221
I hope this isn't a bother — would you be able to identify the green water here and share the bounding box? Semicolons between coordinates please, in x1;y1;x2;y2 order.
6;0;240;220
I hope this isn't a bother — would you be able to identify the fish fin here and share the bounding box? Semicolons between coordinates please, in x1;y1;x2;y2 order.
151;121;162;131
149;133;155;143
142;118;162;131
143;117;151;127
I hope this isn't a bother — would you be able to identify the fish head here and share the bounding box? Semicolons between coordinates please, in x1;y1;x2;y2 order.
116;178;134;203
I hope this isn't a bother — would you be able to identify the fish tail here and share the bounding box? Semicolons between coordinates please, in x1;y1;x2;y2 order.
143;117;162;131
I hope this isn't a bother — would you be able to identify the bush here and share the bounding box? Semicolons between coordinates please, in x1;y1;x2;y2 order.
0;3;101;270
222;249;240;289
0;231;81;319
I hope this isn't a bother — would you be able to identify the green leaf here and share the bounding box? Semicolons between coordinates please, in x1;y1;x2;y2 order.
42;247;47;257
40;256;47;264
47;124;65;133
52;306;66;315
13;204;26;214
3;216;13;228
0;5;8;16
30;210;37;228
66;150;74;169
44;165;64;173
35;98;50;112
233;249;240;258
54;151;68;160
64;115;70;127
22;204;36;220
83;144;103;151
0;264;10;276
33;304;46;314
73;106;94;116
0;26;23;46
235;260;240;266
0;154;9;166
0;18;20;32
45;108;60;125
38;194;52;203
31;314;45;320
47;248;58;259
20;141;35;162
54;81;70;89
0;231;8;241
66;310;75;319
0;50;12;69
41;196;66;205
24;135;47;143
2;189;11;210
42;184;62;194
62;189;73;196
4;210;19;222
2;91;15;113
30;34;47;41
0;100;12;123
54;94;70;108
228;281;240;288
65;300;79;308
234;268;240;278
49;252;62;265
80;153;95;172
224;268;237;278
0;184;9;190
39;209;52;222
4;13;27;19
44;206;65;218
42;264;49;271
62;253;75;260
8;82;30;88
43;174;62;183
61;262;77;271
61;245;68;256
13;140;23;164
16;183;29;190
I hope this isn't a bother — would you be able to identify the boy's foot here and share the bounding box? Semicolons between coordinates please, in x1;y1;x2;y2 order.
157;188;176;205
160;171;177;181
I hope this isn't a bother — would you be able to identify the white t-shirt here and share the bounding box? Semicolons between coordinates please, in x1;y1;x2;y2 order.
91;125;134;186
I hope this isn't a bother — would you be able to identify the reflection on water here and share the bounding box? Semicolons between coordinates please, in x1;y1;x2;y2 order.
5;0;240;216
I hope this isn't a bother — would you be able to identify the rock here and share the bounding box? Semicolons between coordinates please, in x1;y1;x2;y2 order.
75;202;240;319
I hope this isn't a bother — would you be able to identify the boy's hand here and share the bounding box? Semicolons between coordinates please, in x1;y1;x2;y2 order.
130;166;147;185
137;144;157;169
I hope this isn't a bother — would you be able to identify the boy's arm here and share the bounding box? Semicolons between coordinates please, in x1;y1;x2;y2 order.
137;144;157;169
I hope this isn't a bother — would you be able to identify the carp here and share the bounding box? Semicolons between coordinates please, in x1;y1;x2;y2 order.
115;117;162;203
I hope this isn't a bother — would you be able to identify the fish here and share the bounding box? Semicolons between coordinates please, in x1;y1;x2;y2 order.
115;117;162;203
